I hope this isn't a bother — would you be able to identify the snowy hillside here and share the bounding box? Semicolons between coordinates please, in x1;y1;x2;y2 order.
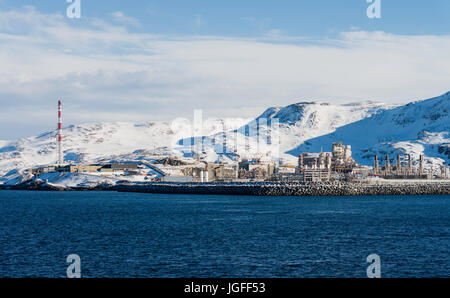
256;100;393;160
288;92;450;168
0;92;448;186
0;119;248;179
186;100;391;164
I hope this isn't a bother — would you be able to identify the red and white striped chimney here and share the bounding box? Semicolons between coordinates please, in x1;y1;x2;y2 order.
57;100;63;165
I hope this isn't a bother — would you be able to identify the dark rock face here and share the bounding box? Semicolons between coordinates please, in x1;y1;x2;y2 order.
154;157;187;166
5;180;68;191
438;144;450;160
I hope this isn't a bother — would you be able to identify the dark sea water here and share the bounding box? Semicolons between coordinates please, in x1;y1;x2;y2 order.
0;190;449;278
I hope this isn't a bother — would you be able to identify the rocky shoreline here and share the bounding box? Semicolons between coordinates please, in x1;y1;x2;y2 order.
1;181;450;196
112;181;450;196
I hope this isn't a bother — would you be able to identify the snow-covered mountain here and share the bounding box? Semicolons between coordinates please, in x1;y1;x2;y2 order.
255;100;394;161
0;92;449;184
288;92;450;168
181;100;392;164
0;119;248;178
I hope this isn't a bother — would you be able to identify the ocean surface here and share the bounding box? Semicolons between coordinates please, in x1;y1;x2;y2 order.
0;190;448;278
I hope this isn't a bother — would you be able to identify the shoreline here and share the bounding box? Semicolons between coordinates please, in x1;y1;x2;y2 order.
1;181;450;196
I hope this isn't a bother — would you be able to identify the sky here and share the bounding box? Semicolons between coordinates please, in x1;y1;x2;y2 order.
0;0;449;139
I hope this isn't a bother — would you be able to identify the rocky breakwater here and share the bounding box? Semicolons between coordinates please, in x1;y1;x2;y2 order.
113;181;450;196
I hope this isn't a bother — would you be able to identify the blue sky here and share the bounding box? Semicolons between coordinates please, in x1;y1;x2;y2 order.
2;0;450;37
0;0;449;139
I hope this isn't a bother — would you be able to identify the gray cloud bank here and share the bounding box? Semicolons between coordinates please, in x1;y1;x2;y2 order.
0;6;449;139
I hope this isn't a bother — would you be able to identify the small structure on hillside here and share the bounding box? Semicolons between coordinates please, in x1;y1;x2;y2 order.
99;164;138;173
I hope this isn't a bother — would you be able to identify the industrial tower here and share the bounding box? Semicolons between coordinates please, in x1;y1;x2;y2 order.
57;100;63;165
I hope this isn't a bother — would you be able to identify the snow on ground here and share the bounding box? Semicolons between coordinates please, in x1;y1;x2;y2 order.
188;100;392;164
0;169;32;186
1;92;449;186
288;92;450;168
0;140;9;148
0;119;248;178
34;172;120;188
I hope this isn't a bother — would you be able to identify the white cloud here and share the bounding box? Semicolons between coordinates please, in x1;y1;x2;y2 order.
0;7;449;139
265;29;285;40
110;11;141;28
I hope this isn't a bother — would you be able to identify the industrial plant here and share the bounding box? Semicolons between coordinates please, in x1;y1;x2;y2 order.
29;101;450;185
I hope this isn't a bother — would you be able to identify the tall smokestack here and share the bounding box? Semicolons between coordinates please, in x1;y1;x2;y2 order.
299;154;304;170
326;153;331;170
385;154;390;174
57;100;63;165
397;155;401;174
374;155;379;174
419;155;424;174
408;154;412;174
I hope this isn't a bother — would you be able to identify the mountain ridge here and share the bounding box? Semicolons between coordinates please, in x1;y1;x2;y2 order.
0;92;449;183
288;92;450;167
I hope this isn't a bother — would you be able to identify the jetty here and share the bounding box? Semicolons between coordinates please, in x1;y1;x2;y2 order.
112;181;450;197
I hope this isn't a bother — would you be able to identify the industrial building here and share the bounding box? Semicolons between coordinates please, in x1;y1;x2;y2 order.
32;163;139;175
293;142;360;182
99;164;139;173
238;157;276;181
293;142;448;182
56;164;101;173
34;100;448;184
154;141;448;183
372;154;434;180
